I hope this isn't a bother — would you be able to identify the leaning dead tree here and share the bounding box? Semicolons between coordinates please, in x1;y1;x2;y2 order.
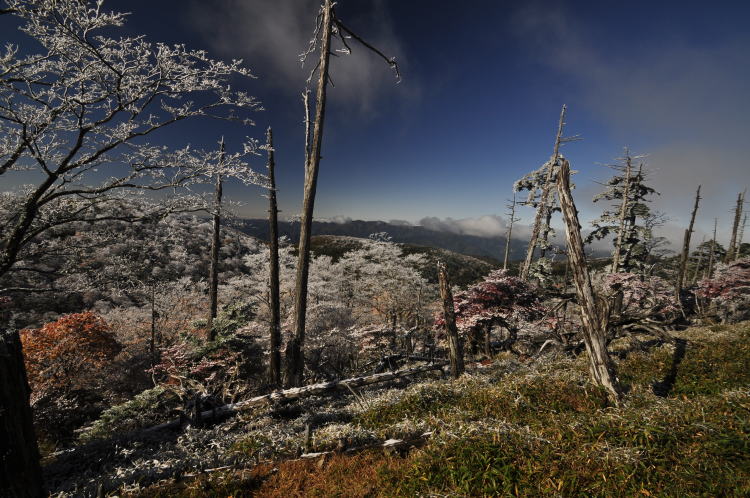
287;0;400;386
265;128;282;387
556;160;623;404
725;190;745;262
206;139;225;340
676;185;701;295
1;329;45;497
503;194;518;270
518;105;579;280
437;262;464;378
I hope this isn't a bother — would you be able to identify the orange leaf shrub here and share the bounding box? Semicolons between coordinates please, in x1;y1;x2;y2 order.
20;312;121;395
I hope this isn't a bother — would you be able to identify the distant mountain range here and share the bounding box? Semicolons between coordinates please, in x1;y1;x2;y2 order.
236;218;529;261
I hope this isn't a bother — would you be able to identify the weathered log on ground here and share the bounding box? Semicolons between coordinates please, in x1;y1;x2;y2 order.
144;362;447;434
299;431;433;460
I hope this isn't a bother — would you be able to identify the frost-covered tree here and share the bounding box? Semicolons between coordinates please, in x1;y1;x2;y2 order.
0;0;264;279
515;105;579;281
586;151;659;273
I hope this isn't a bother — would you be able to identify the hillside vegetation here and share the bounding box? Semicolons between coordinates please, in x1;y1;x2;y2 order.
125;321;750;497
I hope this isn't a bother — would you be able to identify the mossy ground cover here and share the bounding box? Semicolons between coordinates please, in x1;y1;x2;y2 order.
134;322;750;497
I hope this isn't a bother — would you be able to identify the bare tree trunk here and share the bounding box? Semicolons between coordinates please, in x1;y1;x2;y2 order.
521;105;566;280
503;194;516;270
725;191;744;263
266;128;282;388
676;185;701;295
207;140;225;341
610;153;632;273
1;329;45;498
437;262;464;378
706;218;717;279
556;160;623;404
150;283;157;367
483;324;492;358
691;236;706;284
288;0;334;387
737;213;747;258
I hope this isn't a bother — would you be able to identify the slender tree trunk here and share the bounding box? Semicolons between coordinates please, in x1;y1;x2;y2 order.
503;194;516;270
556;160;623;404
737;213;747;258
676;185;701;295
483;324;492;358
1;329;45;498
150;283;157;366
691;236;706;284
610;153;632;274
725;191;744;263
706;218;717;279
266;128;282;388
437;262;464;378
207;140;224;341
521;105;566;280
288;0;334;387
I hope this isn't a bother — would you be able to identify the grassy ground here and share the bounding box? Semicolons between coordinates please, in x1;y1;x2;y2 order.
135;322;750;497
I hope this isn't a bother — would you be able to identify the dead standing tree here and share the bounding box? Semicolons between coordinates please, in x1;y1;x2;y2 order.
503;193;519;270
725;190;746;262
676;185;701;296
287;0;400;387
706;218;718;279
207;139;225;340
265;128;282;387
437;262;464;378
518;105;579;281
556;160;623;404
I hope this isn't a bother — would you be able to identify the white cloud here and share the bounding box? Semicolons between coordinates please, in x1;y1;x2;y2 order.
187;0;408;113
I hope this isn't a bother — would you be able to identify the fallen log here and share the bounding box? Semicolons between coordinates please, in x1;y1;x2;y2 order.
144;362;447;434
299;431;433;460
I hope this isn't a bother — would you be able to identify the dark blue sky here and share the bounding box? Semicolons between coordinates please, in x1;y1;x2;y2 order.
5;0;750;244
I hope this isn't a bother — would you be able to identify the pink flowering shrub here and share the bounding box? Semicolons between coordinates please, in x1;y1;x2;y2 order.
435;270;546;351
695;258;750;321
598;272;680;323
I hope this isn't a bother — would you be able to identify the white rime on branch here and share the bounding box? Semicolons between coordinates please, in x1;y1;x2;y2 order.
0;0;266;278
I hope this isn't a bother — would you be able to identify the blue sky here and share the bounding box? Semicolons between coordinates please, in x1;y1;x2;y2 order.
4;0;750;245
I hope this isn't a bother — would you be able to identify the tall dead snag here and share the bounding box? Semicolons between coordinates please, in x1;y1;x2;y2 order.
520;105;567;280
207;139;225;341
556;160;623;404
725;190;745;262
266;128;282;387
287;0;334;387
1;329;45;497
706;218;718;279
676;185;701;295
503;193;518;270
287;0;399;386
437;262;464;378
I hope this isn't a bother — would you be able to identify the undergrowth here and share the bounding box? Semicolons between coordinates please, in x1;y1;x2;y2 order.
133;321;750;497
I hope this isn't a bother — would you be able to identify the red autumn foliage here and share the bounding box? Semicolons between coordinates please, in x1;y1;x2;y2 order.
20;312;121;396
435;270;546;336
